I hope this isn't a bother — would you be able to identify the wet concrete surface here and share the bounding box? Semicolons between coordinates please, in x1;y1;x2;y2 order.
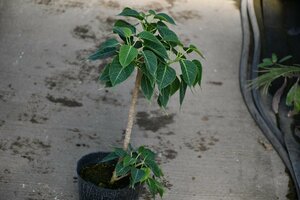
0;0;290;199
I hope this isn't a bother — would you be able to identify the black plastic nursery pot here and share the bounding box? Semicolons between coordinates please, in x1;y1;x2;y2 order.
76;152;140;200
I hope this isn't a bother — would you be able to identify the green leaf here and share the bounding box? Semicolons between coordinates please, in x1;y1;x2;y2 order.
113;27;132;38
131;168;147;185
188;44;204;58
157;26;180;43
114;148;128;157
138;31;162;45
192;59;202;86
123;155;136;167
141;75;155;100
88;47;116;60
140;64;155;85
118;7;144;20
158;86;171;108
99;64;110;82
170;77;180;95
279;55;292;63
180;60;197;86
179;75;187;106
115;162;131;177
154;13;176;25
119;45;138;67
141;50;157;76
156;65;176;90
286;82;300;112
114;20;136;34
109;57;135;86
145;159;163;177
144;40;169;59
146;178;165;197
100;38;119;49
272;53;278;63
138;146;156;160
149;10;156;15
140;168;151;182
258;58;273;68
101;152;118;163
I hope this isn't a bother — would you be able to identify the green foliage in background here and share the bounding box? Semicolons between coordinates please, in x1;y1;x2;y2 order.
250;54;300;115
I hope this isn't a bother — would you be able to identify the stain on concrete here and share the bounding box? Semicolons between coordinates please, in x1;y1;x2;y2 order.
100;0;120;9
72;25;96;41
30;114;48;124
0;137;53;174
34;0;52;5
0;120;5;127
46;94;83;107
170;10;202;22
201;116;209;121
159;131;175;136
207;81;223;86
164;149;178;160
136;110;175;132
139;2;164;12
0;90;15;102
185;133;219;158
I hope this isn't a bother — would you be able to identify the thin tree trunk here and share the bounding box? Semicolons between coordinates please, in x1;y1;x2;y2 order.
123;69;142;150
110;69;142;184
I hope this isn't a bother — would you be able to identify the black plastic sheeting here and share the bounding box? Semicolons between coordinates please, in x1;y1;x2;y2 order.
239;0;300;198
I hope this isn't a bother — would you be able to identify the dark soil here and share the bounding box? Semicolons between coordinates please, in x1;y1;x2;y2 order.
46;94;83;107
80;163;130;189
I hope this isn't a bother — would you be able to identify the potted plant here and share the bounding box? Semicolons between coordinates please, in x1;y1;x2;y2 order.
250;54;300;116
76;7;203;200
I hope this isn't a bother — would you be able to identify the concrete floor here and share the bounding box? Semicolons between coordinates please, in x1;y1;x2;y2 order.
0;0;290;199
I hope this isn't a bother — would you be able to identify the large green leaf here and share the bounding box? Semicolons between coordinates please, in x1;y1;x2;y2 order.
88;47;116;60
286;82;300;112
118;7;144;20
192;59;202;86
145;158;163;177
141;50;157;76
119;45;138;67
100;38;119;49
156;65;176;90
114;20;136;34
114;148;128;157
138;146;156;160
146;178;164;197
140;64;155;85
116;162;131;177
123;155;136;167
99;64;110;82
113;27;132;38
180;60;197;86
170;77;180;95
154;13;176;25
158;86;171;108
101;152;118;163
131;168;147;185
144;41;169;59
188;44;204;58
179;75;187;106
138;31;162;44
141;75;155;100
109;57;135;86
157;26;180;43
